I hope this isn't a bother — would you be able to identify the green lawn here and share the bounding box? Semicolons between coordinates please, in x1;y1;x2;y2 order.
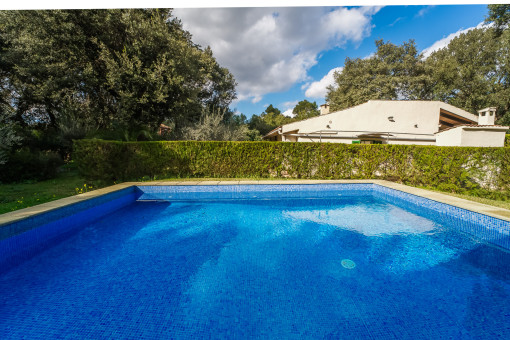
1;174;510;214
0;171;111;214
424;190;510;211
0;173;268;215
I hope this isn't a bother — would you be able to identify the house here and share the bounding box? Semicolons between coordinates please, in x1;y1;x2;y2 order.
158;123;171;136
263;100;508;147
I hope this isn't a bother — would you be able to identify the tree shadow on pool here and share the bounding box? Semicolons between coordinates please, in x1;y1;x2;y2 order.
462;279;510;337
447;243;510;282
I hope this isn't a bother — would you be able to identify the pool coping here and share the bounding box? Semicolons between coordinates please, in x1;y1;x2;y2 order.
1;179;510;227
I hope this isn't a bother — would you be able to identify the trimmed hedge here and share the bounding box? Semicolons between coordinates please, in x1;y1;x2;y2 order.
73;139;510;191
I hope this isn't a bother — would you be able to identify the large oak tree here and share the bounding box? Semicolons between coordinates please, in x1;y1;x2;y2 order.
326;39;431;112
0;9;236;136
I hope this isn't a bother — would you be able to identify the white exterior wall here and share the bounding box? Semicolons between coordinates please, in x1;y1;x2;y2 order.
435;127;463;146
294;136;435;145
280;100;477;145
436;127;508;147
282;101;439;135
386;139;436;145
296;137;352;143
462;129;507;147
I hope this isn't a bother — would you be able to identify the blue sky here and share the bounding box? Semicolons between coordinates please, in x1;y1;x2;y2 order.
174;5;488;118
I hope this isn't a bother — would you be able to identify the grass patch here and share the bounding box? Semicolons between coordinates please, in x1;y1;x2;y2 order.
429;191;510;211
417;186;510;211
0;170;111;214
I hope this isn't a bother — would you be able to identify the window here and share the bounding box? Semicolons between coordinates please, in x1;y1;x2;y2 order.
360;140;382;144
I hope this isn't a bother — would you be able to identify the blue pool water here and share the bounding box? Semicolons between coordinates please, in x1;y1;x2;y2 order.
1;187;510;338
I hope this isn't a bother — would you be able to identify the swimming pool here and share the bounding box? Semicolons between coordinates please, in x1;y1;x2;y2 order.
1;183;510;338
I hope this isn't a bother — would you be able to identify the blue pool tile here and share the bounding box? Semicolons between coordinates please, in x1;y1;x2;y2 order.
1;183;510;338
0;188;137;273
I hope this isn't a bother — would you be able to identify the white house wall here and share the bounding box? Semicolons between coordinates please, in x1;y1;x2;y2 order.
281;101;477;141
294;136;435;145
435;127;463;146
462;129;507;147
435;127;507;147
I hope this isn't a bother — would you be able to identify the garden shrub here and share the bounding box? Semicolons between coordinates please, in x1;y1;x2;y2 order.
73;139;510;192
0;148;64;183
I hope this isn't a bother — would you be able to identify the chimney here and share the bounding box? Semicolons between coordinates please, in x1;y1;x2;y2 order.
477;107;497;125
320;104;330;115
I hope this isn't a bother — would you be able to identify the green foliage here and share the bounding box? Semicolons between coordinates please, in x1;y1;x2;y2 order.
292;100;320;120
245;129;263;141
0;169;109;214
0;9;238;181
326;25;510;124
486;4;510;34
73;140;510;193
505;134;510;147
248;104;295;136
426;27;510;120
247;114;275;136
326;39;431;111
0;148;63;183
180;107;249;141
0;111;22;165
0;125;68;183
0;9;236;147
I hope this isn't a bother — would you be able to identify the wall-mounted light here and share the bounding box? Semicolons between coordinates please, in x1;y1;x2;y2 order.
326;125;331;129
414;124;418;128
388;116;395;122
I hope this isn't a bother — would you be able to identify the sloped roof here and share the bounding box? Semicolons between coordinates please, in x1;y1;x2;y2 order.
264;126;282;138
279;100;478;133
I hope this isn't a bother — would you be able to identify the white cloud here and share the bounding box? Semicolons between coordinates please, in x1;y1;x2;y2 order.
415;5;434;18
388;17;403;27
421;21;486;58
304;67;343;99
362;52;374;60
174;7;380;103
280;100;298;117
301;82;311;90
251;95;263;104
282;100;299;109
282;109;295;117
